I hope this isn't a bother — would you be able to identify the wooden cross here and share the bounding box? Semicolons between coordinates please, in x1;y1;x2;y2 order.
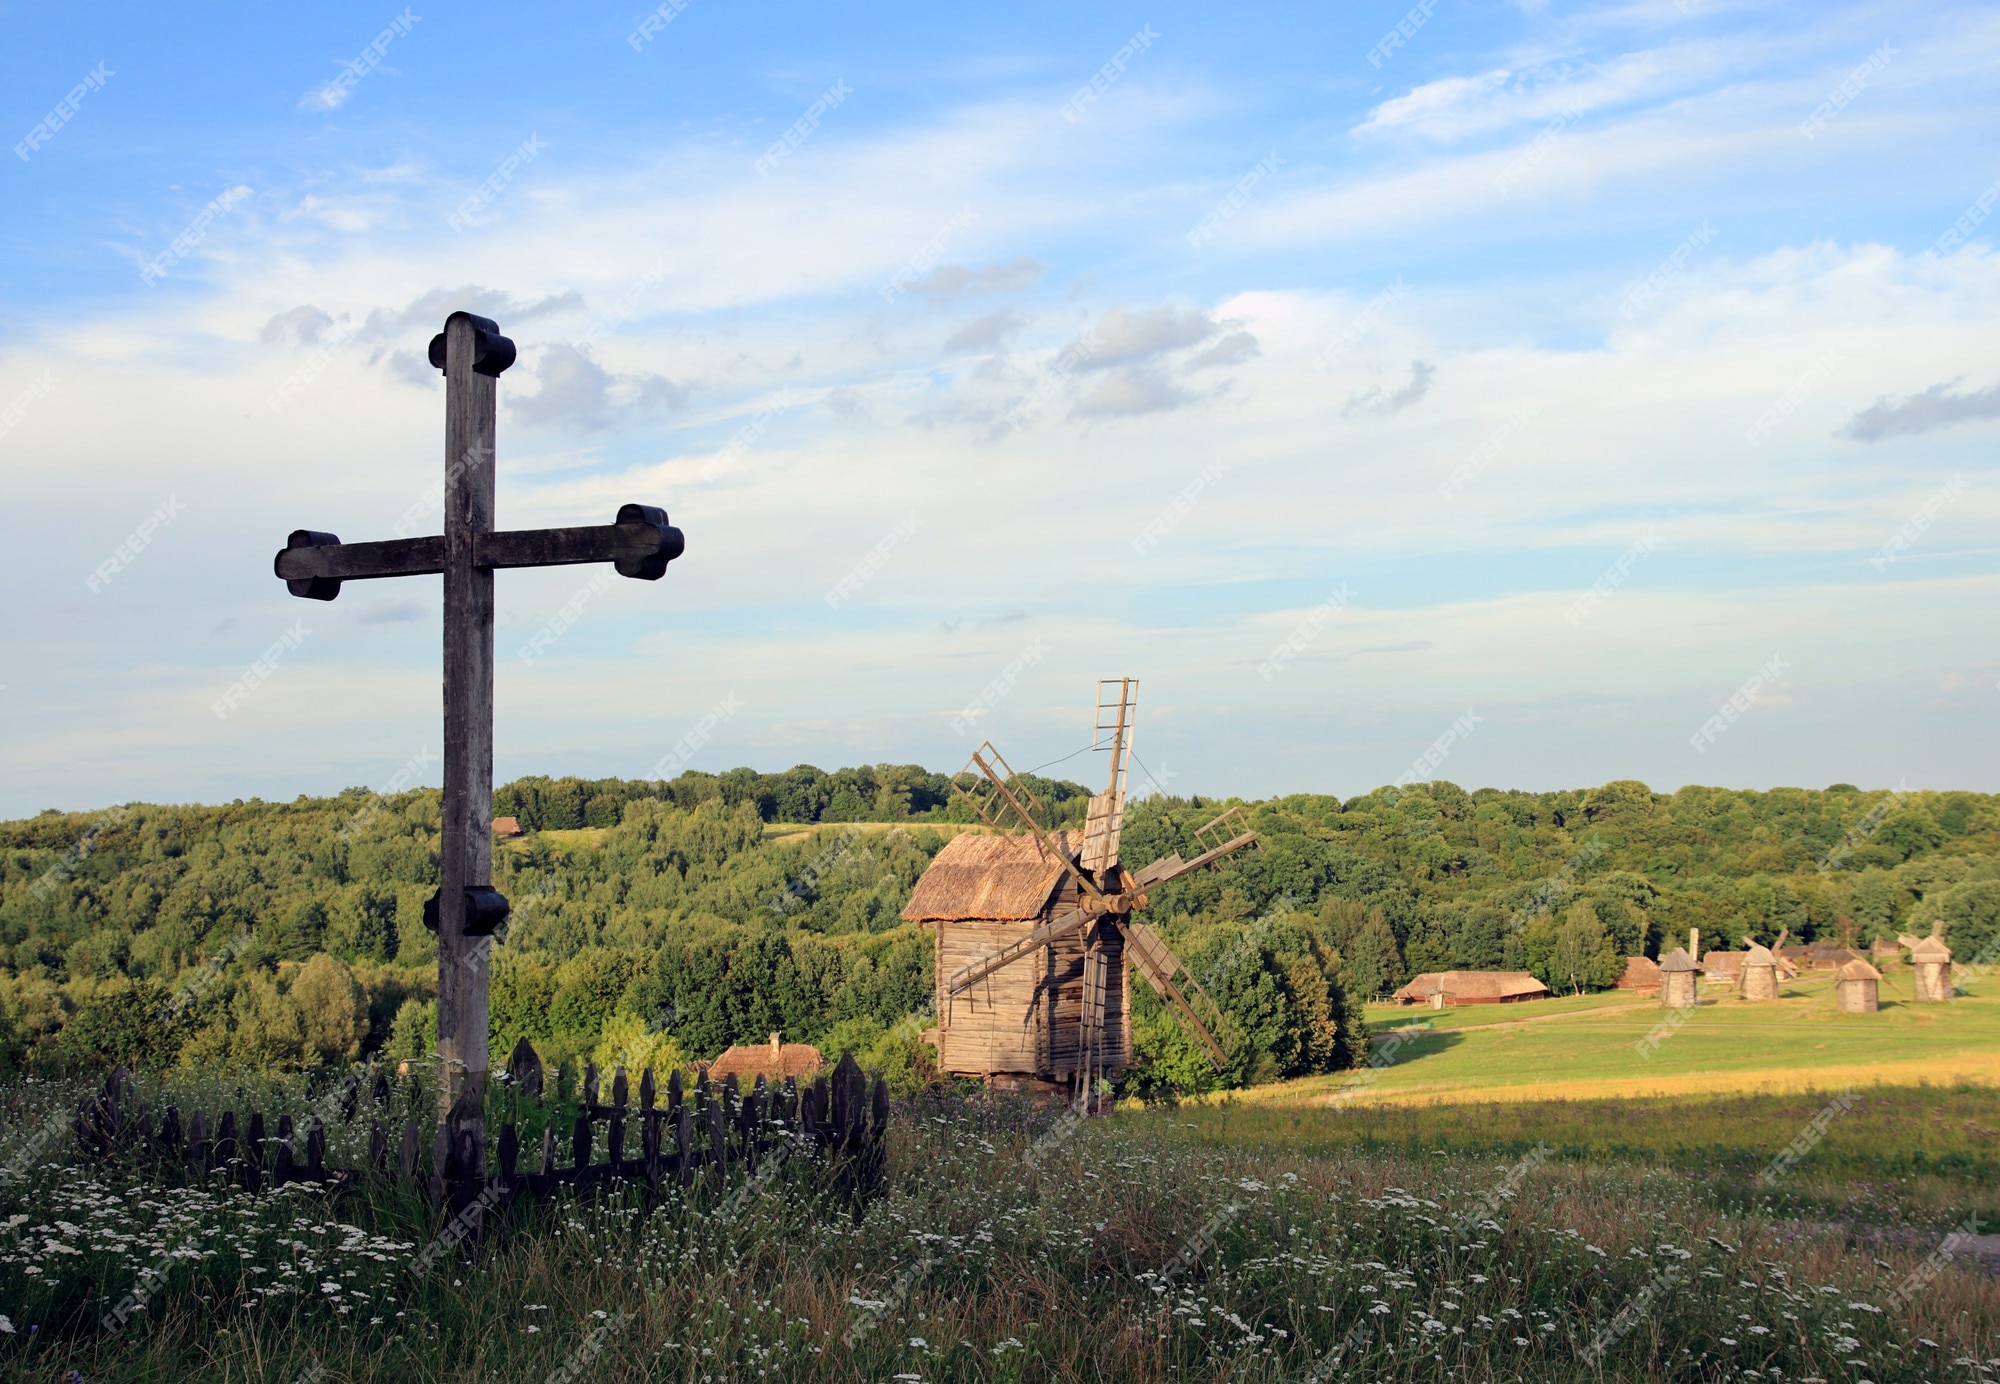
273;311;684;1142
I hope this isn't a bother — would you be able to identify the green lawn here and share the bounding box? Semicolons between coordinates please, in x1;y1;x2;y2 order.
1277;970;2000;1105
1145;977;2000;1227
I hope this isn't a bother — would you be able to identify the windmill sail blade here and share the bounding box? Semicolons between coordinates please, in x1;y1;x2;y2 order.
1079;790;1126;873
952;741;1102;901
1117;919;1229;1069
1130;851;1186;888
1130;806;1258;890
953;741;1050;834
1130;828;1256;891
1081;678;1138;870
1092;679;1138;793
1193;806;1251;855
946;905;1092;995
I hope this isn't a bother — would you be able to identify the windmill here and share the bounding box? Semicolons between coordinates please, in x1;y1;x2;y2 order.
900;678;1258;1109
1737;928;1797;1001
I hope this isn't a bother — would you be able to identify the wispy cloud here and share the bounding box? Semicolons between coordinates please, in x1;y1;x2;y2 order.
899;256;1044;300
1353;45;1739;143
943;309;1025;352
1840;377;2000;442
1343;359;1436;417
1071;306;1222;371
1071;368;1191;419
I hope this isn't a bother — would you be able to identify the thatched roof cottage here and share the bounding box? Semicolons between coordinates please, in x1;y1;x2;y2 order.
1392;971;1550;1007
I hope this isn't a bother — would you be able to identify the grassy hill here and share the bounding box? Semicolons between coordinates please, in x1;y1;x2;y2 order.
1309;970;2000;1105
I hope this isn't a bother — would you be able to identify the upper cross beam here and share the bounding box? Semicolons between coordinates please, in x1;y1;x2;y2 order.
274;505;685;600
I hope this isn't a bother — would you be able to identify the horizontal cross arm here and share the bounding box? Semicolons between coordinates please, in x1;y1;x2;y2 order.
275;533;444;597
477;519;683;574
274;504;683;600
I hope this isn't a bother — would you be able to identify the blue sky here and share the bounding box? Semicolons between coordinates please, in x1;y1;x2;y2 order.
4;0;1999;815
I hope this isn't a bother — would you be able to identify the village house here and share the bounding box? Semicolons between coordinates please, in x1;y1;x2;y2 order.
1614;955;1663;995
706;1031;824;1084
1700;950;1746;984
1392;971;1550;1007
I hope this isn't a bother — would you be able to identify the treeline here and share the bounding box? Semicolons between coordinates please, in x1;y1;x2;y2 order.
4;772;1996;1093
492;763;1094;833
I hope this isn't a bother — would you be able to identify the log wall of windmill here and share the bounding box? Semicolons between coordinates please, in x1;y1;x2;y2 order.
1044;927;1128;1076
1914;959;1952;1002
936;920;1050;1074
934;917;1128;1078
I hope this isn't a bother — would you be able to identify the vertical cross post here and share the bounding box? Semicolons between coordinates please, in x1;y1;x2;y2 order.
271;310;685;1155
439;314;496;1136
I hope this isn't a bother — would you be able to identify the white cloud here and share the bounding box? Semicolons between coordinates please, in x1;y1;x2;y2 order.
509;343;689;432
297;83;350;114
1072;305;1221;370
1355;69;1515;140
902;257;1045;299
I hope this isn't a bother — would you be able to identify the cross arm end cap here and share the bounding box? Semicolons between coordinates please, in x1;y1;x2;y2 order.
278;529;342;600
423;885;512;937
427;311;516;377
614;503;685;580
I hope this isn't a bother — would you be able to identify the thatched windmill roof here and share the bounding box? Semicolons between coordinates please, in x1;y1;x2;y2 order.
901;830;1080;922
1838;958;1883;982
1656;947;1698;973
1909;935;1952;962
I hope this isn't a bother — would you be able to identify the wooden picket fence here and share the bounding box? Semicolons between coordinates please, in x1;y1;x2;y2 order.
71;1044;890;1228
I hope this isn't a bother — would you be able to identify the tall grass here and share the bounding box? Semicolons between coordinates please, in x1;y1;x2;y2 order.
0;1075;1995;1382
1156;1083;2000;1224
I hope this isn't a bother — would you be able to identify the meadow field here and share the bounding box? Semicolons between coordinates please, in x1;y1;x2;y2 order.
1268;972;2000;1105
2;980;1997;1382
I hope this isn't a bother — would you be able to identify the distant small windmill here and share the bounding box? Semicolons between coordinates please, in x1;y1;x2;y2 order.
901;678;1258;1107
1898;923;1954;1002
1738;928;1800;1001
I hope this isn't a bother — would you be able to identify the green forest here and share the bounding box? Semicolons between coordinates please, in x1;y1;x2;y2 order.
4;765;1997;1096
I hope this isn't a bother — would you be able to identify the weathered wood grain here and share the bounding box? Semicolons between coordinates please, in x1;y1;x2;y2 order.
437;312;498;1139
